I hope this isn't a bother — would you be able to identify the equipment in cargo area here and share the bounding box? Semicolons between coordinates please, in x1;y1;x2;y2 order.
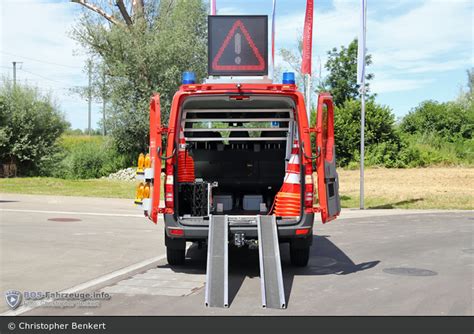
178;181;210;217
243;195;263;211
214;195;233;212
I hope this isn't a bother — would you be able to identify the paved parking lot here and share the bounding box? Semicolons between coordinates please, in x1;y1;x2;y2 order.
0;193;472;315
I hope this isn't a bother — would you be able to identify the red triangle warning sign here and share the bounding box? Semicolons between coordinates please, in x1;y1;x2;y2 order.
211;20;266;72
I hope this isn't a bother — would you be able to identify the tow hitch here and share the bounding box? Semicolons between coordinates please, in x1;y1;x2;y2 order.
233;232;258;249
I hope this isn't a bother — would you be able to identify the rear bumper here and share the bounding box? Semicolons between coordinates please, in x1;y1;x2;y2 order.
164;213;315;241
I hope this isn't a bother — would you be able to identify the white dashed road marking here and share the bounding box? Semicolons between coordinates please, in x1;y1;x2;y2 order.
0;208;142;218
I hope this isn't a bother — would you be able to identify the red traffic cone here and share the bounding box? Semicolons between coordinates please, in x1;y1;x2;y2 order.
177;129;195;183
274;140;301;217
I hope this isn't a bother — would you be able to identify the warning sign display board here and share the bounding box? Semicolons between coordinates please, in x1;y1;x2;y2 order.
208;15;268;76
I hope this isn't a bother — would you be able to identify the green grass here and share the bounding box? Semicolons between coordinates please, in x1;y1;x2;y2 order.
58;135;106;152
1;167;473;210
0;177;136;199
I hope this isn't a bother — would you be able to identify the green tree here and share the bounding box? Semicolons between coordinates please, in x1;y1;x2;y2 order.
334;99;402;167
0;79;68;175
400;100;473;142
397;69;474;167
320;39;374;106
71;0;208;161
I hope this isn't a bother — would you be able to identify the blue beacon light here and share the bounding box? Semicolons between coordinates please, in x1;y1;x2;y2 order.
182;71;196;84
282;72;296;84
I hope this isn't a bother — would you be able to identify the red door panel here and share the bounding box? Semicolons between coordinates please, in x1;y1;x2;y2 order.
315;93;341;223
149;95;162;223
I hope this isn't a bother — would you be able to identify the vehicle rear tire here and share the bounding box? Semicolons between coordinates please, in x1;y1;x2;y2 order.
165;233;186;265
290;244;310;267
166;247;185;265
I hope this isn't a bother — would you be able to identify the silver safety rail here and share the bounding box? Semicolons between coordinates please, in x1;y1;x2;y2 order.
182;109;293;140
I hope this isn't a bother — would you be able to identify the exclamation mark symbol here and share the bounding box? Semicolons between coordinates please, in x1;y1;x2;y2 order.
235;32;241;64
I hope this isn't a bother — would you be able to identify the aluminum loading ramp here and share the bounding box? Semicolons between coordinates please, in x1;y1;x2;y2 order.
204;214;285;309
205;215;229;308
257;215;286;309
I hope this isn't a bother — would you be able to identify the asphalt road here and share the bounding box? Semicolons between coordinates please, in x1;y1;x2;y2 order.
0;193;472;315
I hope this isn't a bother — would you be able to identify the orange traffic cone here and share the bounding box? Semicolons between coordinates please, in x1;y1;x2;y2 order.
177;129;195;183
273;140;301;217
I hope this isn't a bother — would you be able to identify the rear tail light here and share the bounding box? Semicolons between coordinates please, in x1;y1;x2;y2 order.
169;228;184;236
304;164;314;208
164;165;174;208
296;228;310;235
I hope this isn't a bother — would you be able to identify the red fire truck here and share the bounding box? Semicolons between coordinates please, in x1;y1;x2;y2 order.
134;73;340;308
134;15;340;309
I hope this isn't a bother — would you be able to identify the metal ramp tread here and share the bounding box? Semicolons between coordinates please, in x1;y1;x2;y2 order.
257;215;286;309
205;215;229;307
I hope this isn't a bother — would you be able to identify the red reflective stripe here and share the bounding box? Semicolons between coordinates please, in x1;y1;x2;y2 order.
286;163;299;173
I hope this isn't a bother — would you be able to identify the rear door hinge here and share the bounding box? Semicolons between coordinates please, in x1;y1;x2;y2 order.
305;207;321;213
304;127;320;134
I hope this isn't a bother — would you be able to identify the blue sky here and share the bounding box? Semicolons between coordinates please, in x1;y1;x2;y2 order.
1;0;472;130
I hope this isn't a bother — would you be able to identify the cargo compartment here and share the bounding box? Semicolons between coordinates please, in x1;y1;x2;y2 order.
176;95;298;218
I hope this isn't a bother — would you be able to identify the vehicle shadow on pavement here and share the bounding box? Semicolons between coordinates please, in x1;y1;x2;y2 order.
158;236;379;307
282;235;380;306
368;198;424;209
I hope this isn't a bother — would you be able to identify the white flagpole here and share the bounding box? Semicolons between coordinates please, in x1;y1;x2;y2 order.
357;0;367;210
271;0;276;79
360;80;365;210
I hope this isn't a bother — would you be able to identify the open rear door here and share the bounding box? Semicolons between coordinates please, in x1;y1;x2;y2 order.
149;95;162;223
315;93;341;223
